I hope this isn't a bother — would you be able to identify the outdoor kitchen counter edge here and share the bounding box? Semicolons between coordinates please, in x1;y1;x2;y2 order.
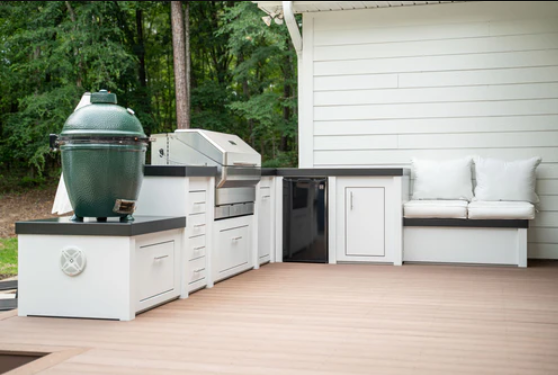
15;216;186;236
261;168;409;177
144;165;217;177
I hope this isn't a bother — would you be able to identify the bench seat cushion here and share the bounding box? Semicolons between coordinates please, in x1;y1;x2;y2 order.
467;201;535;220
404;200;468;219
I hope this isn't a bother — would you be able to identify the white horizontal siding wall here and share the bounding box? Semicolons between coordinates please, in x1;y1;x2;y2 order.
301;1;558;259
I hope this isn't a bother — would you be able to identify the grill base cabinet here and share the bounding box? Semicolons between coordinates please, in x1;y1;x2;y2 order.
16;217;185;321
213;216;254;282
134;167;216;297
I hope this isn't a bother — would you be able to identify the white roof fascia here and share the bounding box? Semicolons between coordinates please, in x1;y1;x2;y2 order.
283;1;303;54
253;1;462;14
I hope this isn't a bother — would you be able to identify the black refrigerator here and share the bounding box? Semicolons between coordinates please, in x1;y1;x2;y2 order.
283;178;328;263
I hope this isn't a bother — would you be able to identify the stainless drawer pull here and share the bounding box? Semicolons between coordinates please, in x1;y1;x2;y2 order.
262;195;271;198
154;255;169;261
193;246;205;251
193;268;205;273
194;224;206;228
193;202;205;205
232;236;242;242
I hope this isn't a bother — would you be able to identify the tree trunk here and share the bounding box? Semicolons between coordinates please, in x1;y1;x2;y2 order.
183;1;191;128
65;1;83;88
167;49;174;131
136;9;147;88
170;1;188;129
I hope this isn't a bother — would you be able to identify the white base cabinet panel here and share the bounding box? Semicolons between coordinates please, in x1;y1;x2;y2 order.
213;215;254;282
404;227;527;267
18;228;183;321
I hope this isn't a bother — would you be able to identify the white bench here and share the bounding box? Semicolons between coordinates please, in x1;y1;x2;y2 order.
402;200;533;267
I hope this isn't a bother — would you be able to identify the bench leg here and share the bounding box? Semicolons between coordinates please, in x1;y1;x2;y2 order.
518;228;527;268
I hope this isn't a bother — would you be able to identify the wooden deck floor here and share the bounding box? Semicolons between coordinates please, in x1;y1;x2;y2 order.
1;262;558;375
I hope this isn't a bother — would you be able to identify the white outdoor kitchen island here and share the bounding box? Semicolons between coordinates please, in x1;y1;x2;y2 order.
15;127;535;322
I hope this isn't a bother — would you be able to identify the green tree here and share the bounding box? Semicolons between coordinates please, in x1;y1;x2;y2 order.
0;1;298;188
0;1;136;174
219;1;298;165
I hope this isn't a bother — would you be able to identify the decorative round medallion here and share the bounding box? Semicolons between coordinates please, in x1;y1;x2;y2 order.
60;247;86;277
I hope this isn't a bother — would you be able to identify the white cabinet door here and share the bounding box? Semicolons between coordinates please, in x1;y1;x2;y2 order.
215;223;251;282
258;187;272;262
345;187;385;257
136;241;175;302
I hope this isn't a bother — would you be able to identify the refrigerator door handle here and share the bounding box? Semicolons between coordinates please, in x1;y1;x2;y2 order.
350;191;354;210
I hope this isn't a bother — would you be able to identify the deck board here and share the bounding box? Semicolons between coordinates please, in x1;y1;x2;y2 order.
1;262;558;374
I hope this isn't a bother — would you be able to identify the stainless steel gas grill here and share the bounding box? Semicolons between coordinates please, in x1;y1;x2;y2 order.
151;129;261;219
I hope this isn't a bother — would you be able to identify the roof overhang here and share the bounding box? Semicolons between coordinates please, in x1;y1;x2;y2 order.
254;1;464;15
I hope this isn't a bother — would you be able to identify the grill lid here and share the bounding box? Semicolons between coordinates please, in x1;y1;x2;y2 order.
61;90;146;139
171;129;261;167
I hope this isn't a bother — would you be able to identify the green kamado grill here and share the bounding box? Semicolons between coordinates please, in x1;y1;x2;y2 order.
51;90;150;222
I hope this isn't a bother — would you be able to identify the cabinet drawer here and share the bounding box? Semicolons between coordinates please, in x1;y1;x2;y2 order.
188;256;206;285
260;178;272;188
189;179;207;191
260;186;271;198
216;225;250;277
136;241;175;302
188;235;206;260
189;191;207;215
188;214;207;237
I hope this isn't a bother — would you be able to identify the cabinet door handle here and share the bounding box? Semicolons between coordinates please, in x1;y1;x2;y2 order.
350;191;354;210
193;202;205;205
193;246;205;251
193;268;205;273
194;224;206;228
154;255;169;261
262;195;271;199
232;236;242;242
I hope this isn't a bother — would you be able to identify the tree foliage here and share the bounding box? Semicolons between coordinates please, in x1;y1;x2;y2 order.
0;1;298;181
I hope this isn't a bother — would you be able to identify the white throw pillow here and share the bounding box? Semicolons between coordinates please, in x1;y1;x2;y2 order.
411;157;474;200
473;156;541;203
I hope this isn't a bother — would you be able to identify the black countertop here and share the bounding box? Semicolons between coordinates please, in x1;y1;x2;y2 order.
16;216;186;237
261;168;408;177
261;168;278;176
145;165;408;177
144;165;217;177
